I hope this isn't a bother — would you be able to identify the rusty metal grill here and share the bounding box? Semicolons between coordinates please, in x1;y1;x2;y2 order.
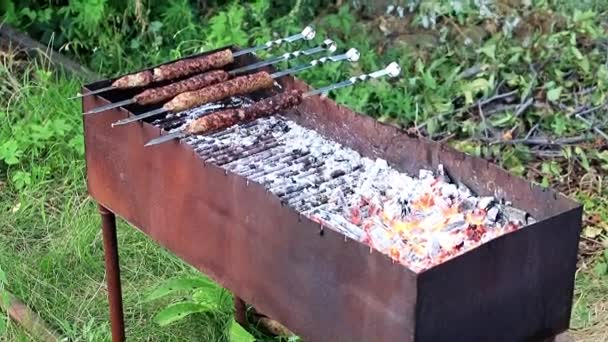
83;45;583;342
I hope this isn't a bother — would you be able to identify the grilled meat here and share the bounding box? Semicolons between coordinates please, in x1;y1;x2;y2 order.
165;71;274;112
153;49;234;82
111;70;154;88
185;90;303;134
134;70;230;105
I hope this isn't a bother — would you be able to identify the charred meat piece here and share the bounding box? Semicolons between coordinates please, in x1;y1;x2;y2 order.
153;49;234;82
111;70;154;88
166;71;275;112
185;90;303;135
134;70;230;105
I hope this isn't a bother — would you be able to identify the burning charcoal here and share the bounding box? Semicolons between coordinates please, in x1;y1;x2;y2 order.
329;169;346;179
157;109;529;273
419;169;434;179
501;205;529;225
478;196;496;210
270;120;290;133
367;227;394;253
329;189;348;207
458;199;476;212
436;233;465;251
457;182;475;197
436;164;453;183
428;238;442;259
485;206;501;224
383;197;411;221
444;219;468;232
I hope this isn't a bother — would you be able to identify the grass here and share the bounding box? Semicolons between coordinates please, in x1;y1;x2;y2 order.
0;51;236;340
1;1;608;341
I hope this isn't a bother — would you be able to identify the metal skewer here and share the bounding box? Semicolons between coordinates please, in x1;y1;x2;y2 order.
69;26;316;100
229;38;336;74
114;48;360;127
232;25;315;57
83;39;337;116
68;85;119;100
144;62;401;147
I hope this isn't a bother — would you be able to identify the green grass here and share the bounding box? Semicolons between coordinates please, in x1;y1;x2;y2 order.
0;60;237;340
1;0;608;341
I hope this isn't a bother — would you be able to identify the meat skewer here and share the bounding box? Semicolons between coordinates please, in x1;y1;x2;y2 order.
83;39;337;115
112;48;360;126
144;62;401;146
69;26;315;100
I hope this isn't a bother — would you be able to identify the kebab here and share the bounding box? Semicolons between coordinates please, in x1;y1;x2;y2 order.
112;48;361;126
70;26;316;99
145;62;401;146
83;39;337;115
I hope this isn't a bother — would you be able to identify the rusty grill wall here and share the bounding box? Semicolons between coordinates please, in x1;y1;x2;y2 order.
82;45;582;342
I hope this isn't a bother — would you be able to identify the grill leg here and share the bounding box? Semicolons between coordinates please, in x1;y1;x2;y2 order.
234;296;247;328
99;205;126;342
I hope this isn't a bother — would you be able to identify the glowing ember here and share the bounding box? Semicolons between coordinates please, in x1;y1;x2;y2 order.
171;114;534;274
306;161;534;273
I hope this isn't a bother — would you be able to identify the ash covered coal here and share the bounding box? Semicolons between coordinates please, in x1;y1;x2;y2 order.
152;106;535;273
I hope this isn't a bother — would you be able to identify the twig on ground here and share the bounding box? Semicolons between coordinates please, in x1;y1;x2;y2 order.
478;89;518;107
571;102;608;117
529;149;565;158
524;123;540;140
416;89;518;131
580;235;605;246
575;113;608;141
576;86;597;97
485;104;518;116
488;135;591;146
478;101;489;139
438;133;456;143
459;64;483;79
514;97;534;117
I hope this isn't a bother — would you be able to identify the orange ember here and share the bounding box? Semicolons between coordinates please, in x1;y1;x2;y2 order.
411;192;435;211
466;209;486;226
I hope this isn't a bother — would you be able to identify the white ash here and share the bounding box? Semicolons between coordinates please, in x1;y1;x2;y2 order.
151;108;534;272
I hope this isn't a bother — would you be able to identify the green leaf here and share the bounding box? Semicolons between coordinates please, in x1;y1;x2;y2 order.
461;78;491;104
11;171;32;190
575;147;591;171
154;302;209;326
0;267;6;284
1;292;9;308
509;164;525;176
490;112;514;127
192;287;231;308
0;315;6;336
540;177;550;188
593;262;607;277
573;9;596;23
596;150;608;163
570;46;584;60
422;71;437;90
0;140;22;166
551;116;568;135
478;43;496;60
426;117;438;136
230;318;255;342
145;276;217;302
69;136;85;156
547;87;562;102
577;57;590;74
